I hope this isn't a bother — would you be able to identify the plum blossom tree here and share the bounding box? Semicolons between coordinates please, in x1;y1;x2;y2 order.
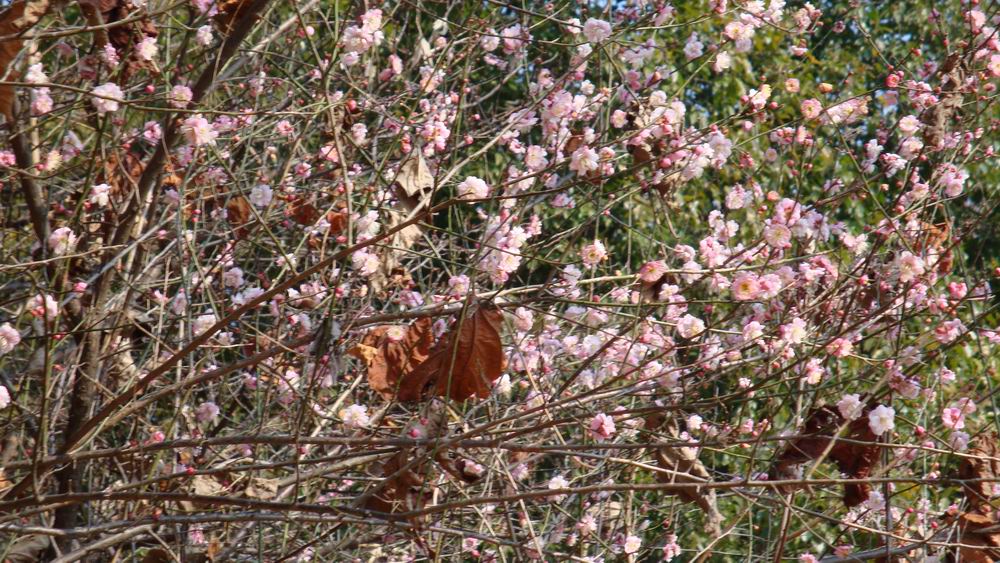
0;0;999;561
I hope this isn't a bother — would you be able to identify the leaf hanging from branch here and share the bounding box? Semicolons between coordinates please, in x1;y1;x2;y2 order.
401;303;505;402
0;0;53;120
350;317;434;400
646;413;722;535
770;404;881;507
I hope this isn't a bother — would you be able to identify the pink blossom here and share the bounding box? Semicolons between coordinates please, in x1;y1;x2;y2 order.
195;401;220;423
339;404;370;428
837;393;863;420
48;227;77;256
942;407;964;429
895;251;925;283
582;18;612;43
182;115;218;147
0;323;20;355
764;224;792;248
868;404;895;435
676;314;705;339
589;412;616;441
731;272;759;301
800;98;822;119
91;82;124;114
580;240;607;267
456;176;490;200
638;260;668;283
169;84;193;108
826;338;853;358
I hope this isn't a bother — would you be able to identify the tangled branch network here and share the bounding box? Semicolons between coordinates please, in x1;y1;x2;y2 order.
1;0;1000;561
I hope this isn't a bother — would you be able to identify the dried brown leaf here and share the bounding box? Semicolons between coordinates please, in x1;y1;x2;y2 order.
289;198;320;226
192;474;226;497
213;0;254;34
226;196;254;237
140;548;173;563
244;476;277;500
646;414;722;535
3;533;49;562
951;510;1000;562
771;404;881;507
358;318;434;400
959;432;1000;513
363;410;448;515
393;154;434;209
0;1;53;120
400;304;505;402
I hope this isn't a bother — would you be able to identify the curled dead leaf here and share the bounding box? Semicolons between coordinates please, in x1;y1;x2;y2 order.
646;414;722;535
244;476;278;500
214;0;255;34
226;196;254;238
400;304;505;402
289;198;320;226
770;404;881;507
364;409;447;516
180;474;227;511
959;432;1000;513
3;533;49;562
357;318;434;400
347;343;378;364
0;1;53;120
393;154;434;211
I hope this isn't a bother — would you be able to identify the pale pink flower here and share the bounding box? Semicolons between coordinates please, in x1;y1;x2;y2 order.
676;314;705;339
684;32;703;59
934;318;966;344
136;36;158;61
868;404;895;435
580;240;607;267
24;63;47;84
249;184;273;207
195;401;220;423
91;82;124;114
895;251;925;283
0;323;20;355
182;115;218;147
196;25;214;46
569;146;599;175
942;407;964;429
582;18;612;43
0;386;9;409
663;535;682;560
142;121;162;144
764;223;792;248
589;413;616;441
622;534;642;555
351;249;379;276
168;84;193;108
456;176;490;200
826;337;853;358
800;98;822;119
950;431;970;451
48;227;77;256
837;393;864;420
731;272;759;301
638;260;668;283
192;314;217;335
90;183;111;207
32;294;59;321
31;89;52;115
339;404;370;428
780;317;808;345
